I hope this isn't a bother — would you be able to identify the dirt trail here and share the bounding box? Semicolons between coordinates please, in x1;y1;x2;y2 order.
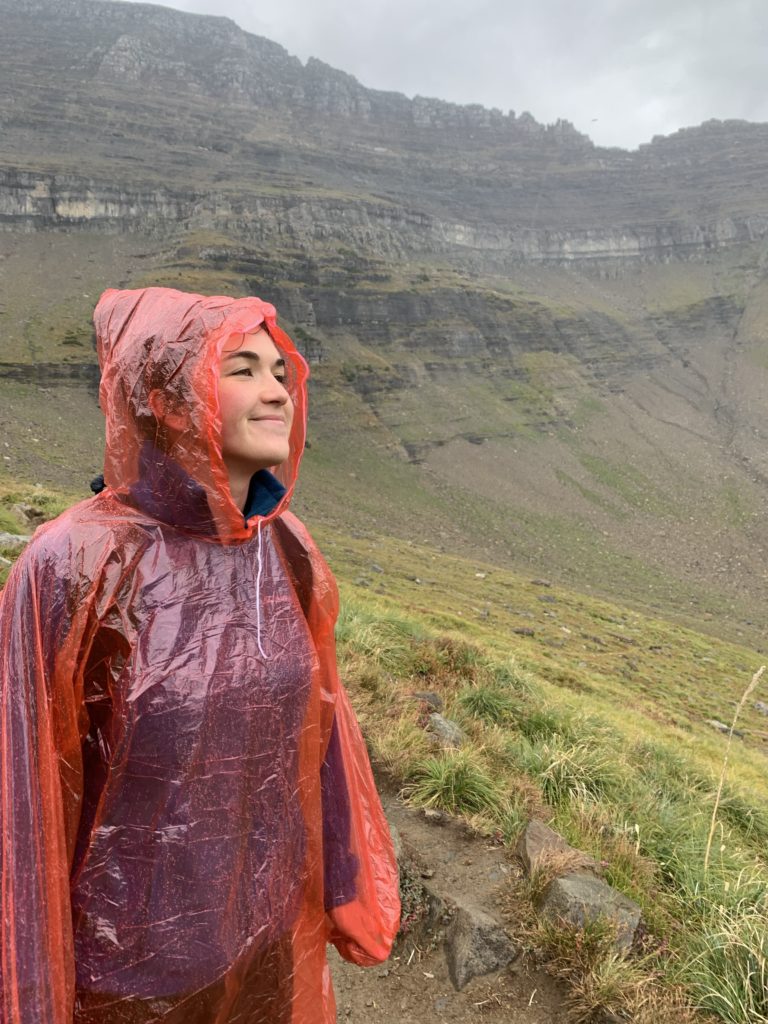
330;791;568;1023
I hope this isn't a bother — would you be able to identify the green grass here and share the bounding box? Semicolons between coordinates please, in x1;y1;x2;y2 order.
513;706;576;743
511;736;623;805
577;452;680;517
0;481;79;584
716;483;757;529
457;682;518;724
327;558;768;1021
684;899;768;1023
0;507;23;533
404;750;504;817
554;467;628;519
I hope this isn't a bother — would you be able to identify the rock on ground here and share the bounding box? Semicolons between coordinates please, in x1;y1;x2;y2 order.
705;718;743;738
536;872;641;953
515;820;598;876
0;532;30;550
427;713;465;749
445;902;519;990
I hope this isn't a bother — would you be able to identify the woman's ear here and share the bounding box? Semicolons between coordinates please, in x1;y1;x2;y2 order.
148;388;189;436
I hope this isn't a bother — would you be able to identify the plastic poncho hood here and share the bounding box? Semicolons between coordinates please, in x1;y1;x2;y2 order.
95;286;308;541
0;287;400;1024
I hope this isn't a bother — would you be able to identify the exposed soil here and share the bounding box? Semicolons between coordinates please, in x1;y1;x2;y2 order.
330;790;568;1023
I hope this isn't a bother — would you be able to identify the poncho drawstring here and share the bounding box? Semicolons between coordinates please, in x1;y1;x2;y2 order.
256;519;267;659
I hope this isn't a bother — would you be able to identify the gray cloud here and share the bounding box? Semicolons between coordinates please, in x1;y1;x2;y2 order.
117;0;768;148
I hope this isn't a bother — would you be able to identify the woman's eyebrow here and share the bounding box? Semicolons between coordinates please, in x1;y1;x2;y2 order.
223;350;286;368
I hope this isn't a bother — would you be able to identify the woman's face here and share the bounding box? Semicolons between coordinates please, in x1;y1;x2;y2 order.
217;329;294;476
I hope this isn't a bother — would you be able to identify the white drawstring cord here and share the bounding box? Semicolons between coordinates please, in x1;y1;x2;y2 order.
255;519;267;659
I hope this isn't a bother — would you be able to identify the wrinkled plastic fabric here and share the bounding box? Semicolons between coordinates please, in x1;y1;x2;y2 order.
0;287;400;1023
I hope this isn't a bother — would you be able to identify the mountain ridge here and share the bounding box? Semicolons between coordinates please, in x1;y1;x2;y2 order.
2;0;768;646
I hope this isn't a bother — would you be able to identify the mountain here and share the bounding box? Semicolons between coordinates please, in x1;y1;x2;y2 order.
2;0;768;645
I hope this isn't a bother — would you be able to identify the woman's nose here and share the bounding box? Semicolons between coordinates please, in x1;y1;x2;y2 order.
261;375;289;404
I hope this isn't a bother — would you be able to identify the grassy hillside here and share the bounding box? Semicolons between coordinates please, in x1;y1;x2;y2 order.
3;229;768;656
2;482;767;1021
325;536;768;1022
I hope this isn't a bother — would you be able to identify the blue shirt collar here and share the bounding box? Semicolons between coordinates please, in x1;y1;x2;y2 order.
243;469;287;521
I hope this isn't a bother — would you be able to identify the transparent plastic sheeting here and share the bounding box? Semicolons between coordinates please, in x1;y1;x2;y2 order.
0;288;400;1023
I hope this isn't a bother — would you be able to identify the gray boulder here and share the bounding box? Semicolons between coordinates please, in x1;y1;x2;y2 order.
445;903;519;990
705;719;744;738
0;532;30;551
427;713;465;749
537;871;641;953
515;819;598;876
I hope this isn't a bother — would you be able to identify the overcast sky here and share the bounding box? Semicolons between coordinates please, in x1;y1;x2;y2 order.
121;0;768;149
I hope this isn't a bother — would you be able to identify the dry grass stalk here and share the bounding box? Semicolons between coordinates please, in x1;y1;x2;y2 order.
526;847;594;904
703;665;765;873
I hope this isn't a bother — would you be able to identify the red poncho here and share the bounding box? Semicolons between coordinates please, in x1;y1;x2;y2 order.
0;287;400;1023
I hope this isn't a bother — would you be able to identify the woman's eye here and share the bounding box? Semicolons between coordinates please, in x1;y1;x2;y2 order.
274;375;287;385
232;367;253;376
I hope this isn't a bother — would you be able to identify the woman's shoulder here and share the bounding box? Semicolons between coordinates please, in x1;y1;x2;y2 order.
274;511;331;570
273;511;339;612
21;492;154;577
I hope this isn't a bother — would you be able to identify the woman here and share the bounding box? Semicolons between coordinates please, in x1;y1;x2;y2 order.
0;287;400;1023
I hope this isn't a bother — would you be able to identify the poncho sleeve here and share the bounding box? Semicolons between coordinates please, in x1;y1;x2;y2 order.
0;527;95;1024
323;683;401;966
274;513;401;966
321;716;359;910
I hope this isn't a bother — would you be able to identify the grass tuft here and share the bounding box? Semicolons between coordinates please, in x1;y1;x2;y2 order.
538;916;699;1023
335;603;422;674
516;737;621;805
685;901;768;1023
490;660;536;693
525;847;589;905
566;952;653;1023
514;706;576;743
457;683;517;724
404;750;503;817
672;871;768;1024
369;713;434;779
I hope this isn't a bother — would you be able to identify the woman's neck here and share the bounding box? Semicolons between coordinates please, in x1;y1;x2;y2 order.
225;466;250;513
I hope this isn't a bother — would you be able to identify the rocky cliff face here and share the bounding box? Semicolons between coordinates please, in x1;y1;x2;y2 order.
3;0;768;245
3;0;768;640
2;0;586;140
3;169;768;271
